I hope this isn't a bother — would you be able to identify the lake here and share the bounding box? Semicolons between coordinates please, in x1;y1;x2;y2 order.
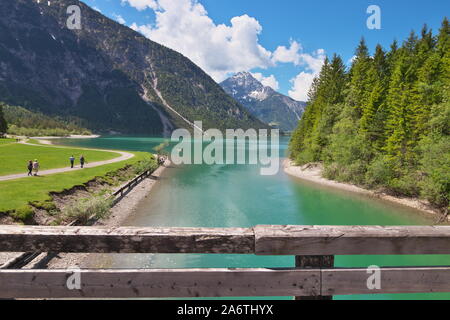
58;135;450;300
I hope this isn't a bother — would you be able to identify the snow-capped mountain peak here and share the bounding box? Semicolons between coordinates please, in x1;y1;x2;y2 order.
221;72;306;132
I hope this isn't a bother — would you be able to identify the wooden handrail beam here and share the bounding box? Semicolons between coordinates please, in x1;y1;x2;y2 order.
1;266;448;299
255;225;450;255
0;226;255;254
0;225;449;255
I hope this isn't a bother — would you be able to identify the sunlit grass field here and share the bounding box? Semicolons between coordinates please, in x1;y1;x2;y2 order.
0;138;16;145
0;141;118;176
0;151;151;213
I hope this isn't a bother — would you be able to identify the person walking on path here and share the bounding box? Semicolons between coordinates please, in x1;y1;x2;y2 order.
80;155;85;168
32;159;39;176
27;160;33;176
70;155;75;168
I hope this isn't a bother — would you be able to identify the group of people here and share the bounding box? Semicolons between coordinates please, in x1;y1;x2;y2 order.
27;160;40;176
26;155;86;177
70;155;86;169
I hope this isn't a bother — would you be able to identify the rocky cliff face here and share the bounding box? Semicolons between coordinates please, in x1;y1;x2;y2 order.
0;0;266;134
221;72;306;132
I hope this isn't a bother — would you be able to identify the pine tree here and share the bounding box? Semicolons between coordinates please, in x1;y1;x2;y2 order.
412;25;441;136
360;44;388;143
290;17;449;207
436;17;450;101
346;38;374;118
0;103;8;136
312;54;347;157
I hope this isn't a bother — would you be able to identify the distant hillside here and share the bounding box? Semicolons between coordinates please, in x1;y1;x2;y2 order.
0;0;267;135
2;102;91;136
221;72;306;132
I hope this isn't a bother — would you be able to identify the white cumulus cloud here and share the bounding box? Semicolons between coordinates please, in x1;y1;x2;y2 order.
129;0;275;82
112;14;126;25
251;73;279;91
127;0;325;96
121;0;159;11
272;40;302;65
288;49;326;101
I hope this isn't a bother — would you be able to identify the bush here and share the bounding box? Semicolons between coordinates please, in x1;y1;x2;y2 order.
365;156;396;188
63;196;113;224
388;171;421;197
417;134;450;207
11;206;35;223
133;156;158;175
31;200;57;211
295;149;315;166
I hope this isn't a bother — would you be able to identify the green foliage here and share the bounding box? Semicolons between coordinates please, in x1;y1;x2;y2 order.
417;133;450;207
30;200;57;212
0;104;7;136
63;196;113;224
289;55;347;162
290;18;450;209
133;155;158;175
11;206;35;223
2;103;91;136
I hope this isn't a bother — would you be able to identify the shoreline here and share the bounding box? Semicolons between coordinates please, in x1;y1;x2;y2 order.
31;134;101;140
283;159;448;222
47;159;171;269
31;135;100;145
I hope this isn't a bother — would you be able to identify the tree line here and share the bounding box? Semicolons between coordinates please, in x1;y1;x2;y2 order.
0;103;7;136
0;102;91;137
289;18;449;210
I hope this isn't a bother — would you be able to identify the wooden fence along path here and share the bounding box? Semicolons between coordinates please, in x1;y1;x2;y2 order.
0;225;449;299
112;168;154;200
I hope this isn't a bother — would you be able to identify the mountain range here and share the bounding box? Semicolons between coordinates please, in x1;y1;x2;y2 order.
0;0;267;135
221;72;306;132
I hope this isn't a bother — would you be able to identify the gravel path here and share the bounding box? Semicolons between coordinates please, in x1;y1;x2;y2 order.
0;141;135;181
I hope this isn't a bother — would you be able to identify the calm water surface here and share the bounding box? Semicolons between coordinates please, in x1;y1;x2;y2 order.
58;136;450;300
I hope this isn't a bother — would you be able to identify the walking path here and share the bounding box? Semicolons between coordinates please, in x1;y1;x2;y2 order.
0;140;135;182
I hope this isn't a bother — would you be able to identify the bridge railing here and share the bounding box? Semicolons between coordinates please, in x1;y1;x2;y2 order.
0;225;449;299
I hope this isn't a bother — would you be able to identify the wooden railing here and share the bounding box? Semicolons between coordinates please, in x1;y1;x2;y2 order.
0;225;449;299
112;169;154;199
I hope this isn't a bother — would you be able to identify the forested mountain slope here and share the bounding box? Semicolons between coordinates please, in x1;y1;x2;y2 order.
289;19;449;210
0;0;266;134
1;102;91;136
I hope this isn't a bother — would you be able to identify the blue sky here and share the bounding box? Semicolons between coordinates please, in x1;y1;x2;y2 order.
82;0;449;100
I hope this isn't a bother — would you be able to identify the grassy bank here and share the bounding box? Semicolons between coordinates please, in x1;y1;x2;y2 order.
0;151;154;216
0;138;15;145
0;142;118;176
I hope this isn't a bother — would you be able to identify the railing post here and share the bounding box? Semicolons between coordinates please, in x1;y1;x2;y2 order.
295;255;334;300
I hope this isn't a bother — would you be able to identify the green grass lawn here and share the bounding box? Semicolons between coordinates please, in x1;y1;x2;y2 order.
0;151;151;213
0;138;16;146
0;142;119;176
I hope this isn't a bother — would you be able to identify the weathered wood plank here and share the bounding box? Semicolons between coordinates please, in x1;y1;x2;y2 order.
255;225;450;255
322;267;450;295
0;226;255;254
1;267;448;298
0;268;320;298
2;225;450;255
295;255;334;300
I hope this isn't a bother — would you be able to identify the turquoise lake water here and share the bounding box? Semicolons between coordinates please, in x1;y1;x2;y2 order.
58;136;449;300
